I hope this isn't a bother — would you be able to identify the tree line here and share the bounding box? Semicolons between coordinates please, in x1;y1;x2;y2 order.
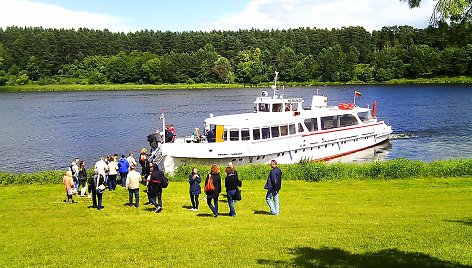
1;22;472;86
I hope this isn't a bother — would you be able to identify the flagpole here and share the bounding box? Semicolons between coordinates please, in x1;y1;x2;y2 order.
353;92;356;105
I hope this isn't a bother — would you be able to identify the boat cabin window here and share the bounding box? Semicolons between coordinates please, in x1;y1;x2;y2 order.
289;124;296;135
280;125;288;136
298;123;305;133
223;129;228;141
241;128;250;141
339;114;359;127
321;116;335;130
230;129;239;141
304;118;318;132
253;128;261;140
262;127;270;139
271;126;279;138
273;103;283;112
358;112;371;123
258;103;270;112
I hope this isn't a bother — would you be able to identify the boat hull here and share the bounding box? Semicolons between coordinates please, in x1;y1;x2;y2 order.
161;122;392;173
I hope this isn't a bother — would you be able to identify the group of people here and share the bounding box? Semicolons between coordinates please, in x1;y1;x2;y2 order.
63;153;283;216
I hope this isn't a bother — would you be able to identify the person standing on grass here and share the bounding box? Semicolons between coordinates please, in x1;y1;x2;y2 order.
77;161;88;197
127;152;137;168
107;155;118;191
126;164;141;207
118;155;130;187
139;148;150;179
225;166;242;217
63;170;76;204
95;156;108;179
149;163;166;213
205;164;222;217
69;158;79;190
188;167;201;211
89;168;106;210
265;160;282;215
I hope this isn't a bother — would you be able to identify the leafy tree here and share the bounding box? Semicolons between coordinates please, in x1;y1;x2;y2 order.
403;0;472;24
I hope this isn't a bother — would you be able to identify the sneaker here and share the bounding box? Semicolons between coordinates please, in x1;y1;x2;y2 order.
155;206;162;213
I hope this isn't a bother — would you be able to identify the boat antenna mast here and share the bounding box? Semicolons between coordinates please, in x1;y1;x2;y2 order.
271;71;279;98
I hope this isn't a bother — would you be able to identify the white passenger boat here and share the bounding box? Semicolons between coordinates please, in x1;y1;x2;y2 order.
154;73;392;173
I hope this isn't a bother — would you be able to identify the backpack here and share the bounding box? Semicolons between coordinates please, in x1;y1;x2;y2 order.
160;175;169;188
204;175;215;193
147;134;154;143
69;164;77;177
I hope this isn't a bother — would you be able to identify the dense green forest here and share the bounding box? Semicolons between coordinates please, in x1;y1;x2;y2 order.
1;22;472;86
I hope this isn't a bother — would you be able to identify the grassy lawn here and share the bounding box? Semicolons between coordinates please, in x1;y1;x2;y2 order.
0;178;471;267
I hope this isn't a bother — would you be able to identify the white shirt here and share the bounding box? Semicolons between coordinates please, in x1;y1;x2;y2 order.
127;156;137;167
95;160;108;177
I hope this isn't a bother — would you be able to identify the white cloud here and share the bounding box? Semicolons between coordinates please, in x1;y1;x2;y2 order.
207;0;438;31
0;0;134;32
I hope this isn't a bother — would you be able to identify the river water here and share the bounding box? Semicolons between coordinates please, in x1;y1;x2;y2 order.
1;85;472;173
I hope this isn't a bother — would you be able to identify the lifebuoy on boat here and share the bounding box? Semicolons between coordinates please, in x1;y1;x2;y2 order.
338;103;355;110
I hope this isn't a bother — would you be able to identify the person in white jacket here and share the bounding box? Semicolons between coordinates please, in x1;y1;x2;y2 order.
126;164;141;207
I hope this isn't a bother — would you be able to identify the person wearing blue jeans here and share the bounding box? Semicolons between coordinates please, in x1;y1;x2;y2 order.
265;160;282;215
224;165;242;217
205;164;222;217
118;155;130;187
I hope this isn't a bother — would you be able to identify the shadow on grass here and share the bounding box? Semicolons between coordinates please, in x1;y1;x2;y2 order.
445;219;472;227
182;205;193;209
143;207;157;212
257;247;471;268
253;210;272;215
197;213;214;217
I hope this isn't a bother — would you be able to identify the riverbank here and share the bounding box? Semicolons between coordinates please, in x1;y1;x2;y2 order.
0;179;470;267
1;76;472;92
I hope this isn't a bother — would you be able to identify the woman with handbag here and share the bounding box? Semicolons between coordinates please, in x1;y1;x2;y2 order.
63;170;77;204
89;168;106;210
205;164;221;217
224;166;242;217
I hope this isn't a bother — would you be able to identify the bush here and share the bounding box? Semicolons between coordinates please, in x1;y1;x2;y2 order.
2;159;471;186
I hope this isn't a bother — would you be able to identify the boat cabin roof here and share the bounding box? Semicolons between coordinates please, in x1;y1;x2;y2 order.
204;105;370;128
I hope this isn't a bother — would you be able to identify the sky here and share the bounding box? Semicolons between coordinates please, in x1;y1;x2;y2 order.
0;0;438;32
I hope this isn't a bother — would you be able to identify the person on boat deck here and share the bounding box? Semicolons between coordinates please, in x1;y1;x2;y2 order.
165;124;175;143
205;164;222;217
206;128;215;143
188;167;201;211
148;129;162;151
265;160;282;215
170;125;176;142
192;127;202;143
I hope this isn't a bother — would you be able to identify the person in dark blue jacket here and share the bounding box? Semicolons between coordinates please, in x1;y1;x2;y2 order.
188;167;202;211
264;160;282;215
118;155;130;187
